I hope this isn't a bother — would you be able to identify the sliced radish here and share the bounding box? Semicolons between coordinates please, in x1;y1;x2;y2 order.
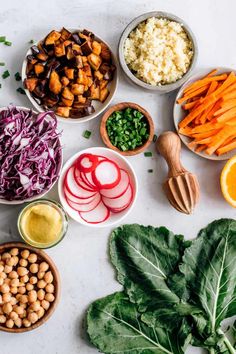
64;186;97;204
75;153;99;173
66;193;101;212
73;167;97;192
102;184;133;210
79;200;110;224
92;160;121;189
65;166;96;198
78;170;98;190
100;169;130;199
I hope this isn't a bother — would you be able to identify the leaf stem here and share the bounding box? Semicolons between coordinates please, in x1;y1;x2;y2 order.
209;348;215;354
218;329;235;354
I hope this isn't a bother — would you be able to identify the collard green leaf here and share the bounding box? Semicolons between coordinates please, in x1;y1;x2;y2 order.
110;224;188;311
87;292;191;354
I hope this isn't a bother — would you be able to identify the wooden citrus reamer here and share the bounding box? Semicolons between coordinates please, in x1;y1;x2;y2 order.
156;131;200;214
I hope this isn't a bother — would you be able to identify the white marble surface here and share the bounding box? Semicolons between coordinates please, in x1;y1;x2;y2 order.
0;0;236;353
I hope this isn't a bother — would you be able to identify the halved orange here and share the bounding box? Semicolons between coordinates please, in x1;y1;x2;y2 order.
221;155;236;207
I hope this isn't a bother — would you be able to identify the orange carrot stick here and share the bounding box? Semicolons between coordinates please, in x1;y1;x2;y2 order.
214;99;236;116
216;140;236;155
216;108;236;123
195;144;207;152
182;101;198;110
206;69;218;77
177;85;209;104
206;126;236;155
183;74;228;94
191;129;221;139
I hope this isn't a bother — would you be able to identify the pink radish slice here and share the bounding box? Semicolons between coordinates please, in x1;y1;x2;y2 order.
100;169;130;199
65;167;96;197
65;193;101;212
73;167;96;192
75;153;99;173
64;186;97;204
92;160;121;189
78;170;98;190
79;200;110;224
102;184;133;210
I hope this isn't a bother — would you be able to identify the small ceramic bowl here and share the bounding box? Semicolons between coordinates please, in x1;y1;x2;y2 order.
118;11;198;93
100;102;154;156
22;29;118;124
0;242;60;333
173;67;236;161
58;147;138;227
0;106;62;205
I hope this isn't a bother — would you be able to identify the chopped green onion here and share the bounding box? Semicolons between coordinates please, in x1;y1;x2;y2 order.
0;36;6;43
153;134;157;142
0;62;5;66
2;70;10;79
144;151;152;157
15;72;21;81
4;41;12;46
29;39;34;44
16;87;26;95
83;130;92;139
148;169;153;173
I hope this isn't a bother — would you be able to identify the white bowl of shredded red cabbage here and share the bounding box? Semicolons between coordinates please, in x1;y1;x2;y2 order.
0;106;62;204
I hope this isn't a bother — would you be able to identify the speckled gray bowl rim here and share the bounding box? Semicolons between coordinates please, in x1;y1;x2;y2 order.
118;11;198;93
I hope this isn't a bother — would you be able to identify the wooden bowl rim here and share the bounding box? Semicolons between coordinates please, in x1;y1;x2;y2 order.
100;102;154;156
0;242;60;333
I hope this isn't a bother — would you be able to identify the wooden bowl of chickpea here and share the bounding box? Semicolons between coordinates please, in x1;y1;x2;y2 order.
0;242;60;333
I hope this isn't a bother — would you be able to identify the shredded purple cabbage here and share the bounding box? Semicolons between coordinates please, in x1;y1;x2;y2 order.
0;106;62;201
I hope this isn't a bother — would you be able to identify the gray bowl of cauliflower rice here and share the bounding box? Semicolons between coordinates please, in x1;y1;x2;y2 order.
119;11;198;93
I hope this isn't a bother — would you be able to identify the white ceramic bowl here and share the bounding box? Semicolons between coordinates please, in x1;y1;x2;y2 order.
22;29;118;124
174;67;236;161
0;106;62;205
58;147;138;227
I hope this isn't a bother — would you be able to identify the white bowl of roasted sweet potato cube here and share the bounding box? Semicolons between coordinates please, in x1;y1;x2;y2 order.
22;28;118;123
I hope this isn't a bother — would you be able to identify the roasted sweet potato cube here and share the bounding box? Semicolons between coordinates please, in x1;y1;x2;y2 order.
37;52;48;61
64;40;73;47
45;30;61;45
56;106;70;118
60;27;71;41
89;83;100;100
27;55;38;65
64;67;74;80
34;63;44;76
76;55;83;69
77;69;88;85
82;56;88;64
100;87;109;102
43;94;59;108
92;41;102;56
24;78;38;92
71;84;85;95
61;97;73;107
55;43;66;57
49;71;62;94
100;42;111;62
100;79;108;90
62;87;74;102
72;44;82;55
94;70;103;81
83;64;92;77
81;40;93;56
87;77;93;87
77;95;87;104
87;53;102;71
61;76;70;87
66;46;74;60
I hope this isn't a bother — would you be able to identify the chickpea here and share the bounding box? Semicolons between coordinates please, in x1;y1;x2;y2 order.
4;278;11;285
21;250;30;259
20;295;28;304
0;294;2;304
45;293;55;303
44;272;53;284
17;267;28;277
29;276;37;285
12;256;19;266
20;275;29;283
28;312;38;324
19;259;28;267
30;301;41;312
29;264;38;274
37;271;45;280
15;306;24;316
23;318;31;327
37;289;45;301
1;283;10;294
41;300;50;310
14;317;22;328
10;248;19;256
9;271;18;279
10;278;20;287
0;315;6;324
0;272;7;279
9;311;18;321
6;319;14;328
26;283;34;291
28;254;37;264
0;306;3;314
16;294;22;301
37;280;46;289
28;290;37;303
0;264;4;272
20;310;27;319
6;257;15;267
45;284;54;294
4;265;12;274
10;287;18;295
0;278;3;286
39;262;49;272
20;303;27;310
37;307;45;319
18;287;26;295
3;303;12;314
10;297;17;306
2;293;11;303
2;252;11;261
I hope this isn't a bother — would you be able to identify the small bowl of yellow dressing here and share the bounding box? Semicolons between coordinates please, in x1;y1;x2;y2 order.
18;199;68;249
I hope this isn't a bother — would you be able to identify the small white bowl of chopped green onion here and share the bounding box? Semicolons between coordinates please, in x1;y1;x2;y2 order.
100;102;154;156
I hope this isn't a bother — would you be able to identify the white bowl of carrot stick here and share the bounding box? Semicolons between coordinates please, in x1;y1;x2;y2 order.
174;67;236;160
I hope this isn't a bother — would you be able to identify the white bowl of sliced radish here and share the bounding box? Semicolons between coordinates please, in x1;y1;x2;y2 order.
58;147;138;227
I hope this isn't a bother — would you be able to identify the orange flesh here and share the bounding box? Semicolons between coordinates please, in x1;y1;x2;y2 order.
226;163;236;200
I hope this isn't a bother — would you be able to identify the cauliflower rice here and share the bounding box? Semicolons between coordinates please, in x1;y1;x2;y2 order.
124;17;193;86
